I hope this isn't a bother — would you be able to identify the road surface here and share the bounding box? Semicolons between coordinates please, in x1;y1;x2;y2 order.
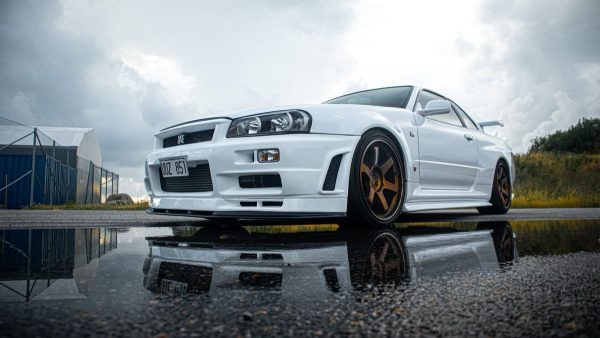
0;208;599;227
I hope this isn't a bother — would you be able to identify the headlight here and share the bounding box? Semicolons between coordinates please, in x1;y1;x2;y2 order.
227;110;311;137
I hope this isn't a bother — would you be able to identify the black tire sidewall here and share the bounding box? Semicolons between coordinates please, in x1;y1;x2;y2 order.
479;160;511;214
347;131;405;227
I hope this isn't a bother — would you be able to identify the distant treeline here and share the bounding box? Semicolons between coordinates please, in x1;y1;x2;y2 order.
514;117;600;208
529;117;600;153
513;153;600;207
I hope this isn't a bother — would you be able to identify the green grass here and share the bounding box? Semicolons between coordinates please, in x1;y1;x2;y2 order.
512;152;600;208
30;201;149;210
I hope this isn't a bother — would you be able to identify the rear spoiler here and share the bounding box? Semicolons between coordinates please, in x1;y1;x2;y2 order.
479;120;504;130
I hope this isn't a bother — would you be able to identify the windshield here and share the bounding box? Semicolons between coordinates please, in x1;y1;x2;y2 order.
324;86;413;109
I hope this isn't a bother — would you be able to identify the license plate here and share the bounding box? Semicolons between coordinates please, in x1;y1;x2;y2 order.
160;158;188;177
160;279;188;295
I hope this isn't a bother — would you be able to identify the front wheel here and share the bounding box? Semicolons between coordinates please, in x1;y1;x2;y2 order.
346;130;405;227
478;161;512;214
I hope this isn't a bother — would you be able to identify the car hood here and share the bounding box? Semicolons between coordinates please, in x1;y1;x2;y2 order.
162;103;410;131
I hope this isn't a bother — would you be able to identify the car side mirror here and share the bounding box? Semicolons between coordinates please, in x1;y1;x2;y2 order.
418;100;451;117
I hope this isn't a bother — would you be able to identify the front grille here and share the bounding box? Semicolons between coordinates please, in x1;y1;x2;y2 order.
163;129;214;148
158;262;213;294
160;163;213;192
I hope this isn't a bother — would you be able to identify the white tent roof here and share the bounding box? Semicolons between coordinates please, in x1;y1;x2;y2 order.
36;126;92;147
0;125;103;166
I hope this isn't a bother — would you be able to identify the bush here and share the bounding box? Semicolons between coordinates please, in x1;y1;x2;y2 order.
513;153;600;207
529;118;600;153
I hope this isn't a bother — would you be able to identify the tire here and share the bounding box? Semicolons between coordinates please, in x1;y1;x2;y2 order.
476;222;515;263
346;130;405;227
346;229;408;288
477;160;512;214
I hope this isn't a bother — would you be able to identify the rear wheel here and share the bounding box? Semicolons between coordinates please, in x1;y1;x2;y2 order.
346;130;405;227
478;161;511;214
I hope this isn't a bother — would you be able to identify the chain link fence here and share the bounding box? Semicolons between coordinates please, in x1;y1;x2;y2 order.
0;116;118;208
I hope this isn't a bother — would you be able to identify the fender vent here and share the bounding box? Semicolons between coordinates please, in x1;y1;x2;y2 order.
323;154;343;191
324;268;340;292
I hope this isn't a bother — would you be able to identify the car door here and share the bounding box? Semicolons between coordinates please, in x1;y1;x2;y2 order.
414;90;479;191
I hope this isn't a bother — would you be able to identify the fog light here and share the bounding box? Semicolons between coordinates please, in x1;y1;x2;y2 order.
257;149;280;163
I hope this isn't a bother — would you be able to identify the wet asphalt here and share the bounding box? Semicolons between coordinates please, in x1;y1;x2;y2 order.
1;208;600;227
0;212;598;337
2;253;597;337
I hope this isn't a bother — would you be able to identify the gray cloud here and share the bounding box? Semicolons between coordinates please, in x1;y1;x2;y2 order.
0;0;356;197
0;0;180;170
461;0;600;151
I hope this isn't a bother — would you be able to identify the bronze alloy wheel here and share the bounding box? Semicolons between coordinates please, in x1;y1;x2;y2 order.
477;161;511;215
363;232;406;285
359;139;403;221
496;163;511;208
497;225;515;263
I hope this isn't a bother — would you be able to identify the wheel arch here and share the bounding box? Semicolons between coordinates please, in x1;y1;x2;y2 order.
496;154;515;186
356;126;413;183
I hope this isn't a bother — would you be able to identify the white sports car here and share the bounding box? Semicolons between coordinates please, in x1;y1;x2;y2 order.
145;86;514;226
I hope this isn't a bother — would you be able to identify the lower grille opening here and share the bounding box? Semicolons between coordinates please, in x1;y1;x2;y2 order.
157;262;213;294
238;272;282;290
323;154;343;191
239;174;282;188
240;201;258;207
240;253;258;260
262;201;283;207
150;208;213;216
160;163;213;193
262;253;283;261
166;209;188;215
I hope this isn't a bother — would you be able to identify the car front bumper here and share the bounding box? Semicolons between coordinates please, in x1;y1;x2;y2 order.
145;132;360;216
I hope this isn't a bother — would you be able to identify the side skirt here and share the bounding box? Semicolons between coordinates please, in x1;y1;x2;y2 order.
146;208;346;219
402;200;492;212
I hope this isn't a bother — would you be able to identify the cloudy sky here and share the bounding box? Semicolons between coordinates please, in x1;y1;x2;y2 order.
1;0;599;199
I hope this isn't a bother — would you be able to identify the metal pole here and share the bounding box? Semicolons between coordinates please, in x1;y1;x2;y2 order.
116;175;119;194
26;229;32;301
111;173;114;195
104;169;108;201
90;163;95;204
29;129;37;207
43;161;48;205
67;152;71;202
99;167;103;203
3;174;7;207
51;140;56;204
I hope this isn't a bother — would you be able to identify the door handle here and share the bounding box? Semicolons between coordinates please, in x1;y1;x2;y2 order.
464;134;474;141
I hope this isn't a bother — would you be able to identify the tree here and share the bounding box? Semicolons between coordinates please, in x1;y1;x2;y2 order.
528;118;600;153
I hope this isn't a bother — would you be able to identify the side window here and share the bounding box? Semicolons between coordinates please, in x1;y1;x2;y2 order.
452;103;479;130
430;107;464;127
414;90;443;112
415;90;464;127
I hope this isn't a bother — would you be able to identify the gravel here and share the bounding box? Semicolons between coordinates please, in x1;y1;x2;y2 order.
1;252;598;337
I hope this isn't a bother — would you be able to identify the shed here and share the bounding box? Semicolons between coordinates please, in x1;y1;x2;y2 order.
0;121;117;208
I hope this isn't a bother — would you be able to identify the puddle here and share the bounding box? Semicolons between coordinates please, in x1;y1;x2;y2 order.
0;220;598;336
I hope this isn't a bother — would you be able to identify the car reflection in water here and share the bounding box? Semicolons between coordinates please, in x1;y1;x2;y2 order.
143;222;516;297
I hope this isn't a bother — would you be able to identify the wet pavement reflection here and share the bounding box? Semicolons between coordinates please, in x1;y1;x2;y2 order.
0;220;599;337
